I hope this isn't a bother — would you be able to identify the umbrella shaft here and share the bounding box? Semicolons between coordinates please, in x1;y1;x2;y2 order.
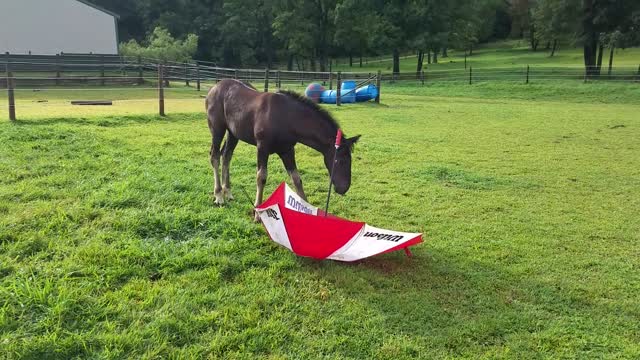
324;155;338;217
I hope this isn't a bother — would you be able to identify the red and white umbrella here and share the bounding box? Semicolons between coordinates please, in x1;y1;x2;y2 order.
256;182;423;262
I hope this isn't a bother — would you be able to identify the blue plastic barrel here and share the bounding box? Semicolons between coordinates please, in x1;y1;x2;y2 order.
340;81;356;103
320;90;337;104
355;84;379;102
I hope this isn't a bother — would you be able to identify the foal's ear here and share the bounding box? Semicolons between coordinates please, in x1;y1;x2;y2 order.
347;135;361;152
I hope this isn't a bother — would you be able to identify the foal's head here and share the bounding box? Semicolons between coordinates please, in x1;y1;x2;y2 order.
326;134;361;195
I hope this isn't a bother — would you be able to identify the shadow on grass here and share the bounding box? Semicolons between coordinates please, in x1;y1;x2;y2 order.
11;113;203;127
300;245;610;355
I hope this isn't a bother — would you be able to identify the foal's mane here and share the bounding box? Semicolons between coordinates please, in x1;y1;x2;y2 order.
277;90;340;131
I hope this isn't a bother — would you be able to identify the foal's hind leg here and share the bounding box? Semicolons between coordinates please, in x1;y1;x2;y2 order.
221;131;239;201
254;148;269;222
279;148;307;200
210;130;226;205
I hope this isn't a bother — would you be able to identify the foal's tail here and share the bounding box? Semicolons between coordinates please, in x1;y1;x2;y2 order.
205;81;229;137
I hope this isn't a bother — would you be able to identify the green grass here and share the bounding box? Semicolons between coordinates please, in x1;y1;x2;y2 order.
1;81;639;358
336;39;640;72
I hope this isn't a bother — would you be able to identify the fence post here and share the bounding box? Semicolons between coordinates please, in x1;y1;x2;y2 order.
264;69;269;92
276;70;281;90
5;53;16;121
375;70;381;104
329;61;333;89
138;56;144;85
336;71;342;106
526;65;530;84
55;54;61;86
469;66;472;85
196;63;201;91
584;68;588;83
158;64;165;116
185;62;190;87
421;70;425;86
100;55;105;86
234;69;238;80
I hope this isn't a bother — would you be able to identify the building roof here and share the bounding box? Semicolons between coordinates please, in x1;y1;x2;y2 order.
75;0;120;19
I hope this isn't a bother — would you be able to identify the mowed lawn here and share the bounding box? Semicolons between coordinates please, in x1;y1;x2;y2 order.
335;40;640;72
1;82;639;358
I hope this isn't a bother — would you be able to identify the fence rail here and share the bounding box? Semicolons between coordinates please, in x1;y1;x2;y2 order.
2;53;639;121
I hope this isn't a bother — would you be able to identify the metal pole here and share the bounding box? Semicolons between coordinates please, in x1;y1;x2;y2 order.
158;64;165;116
336;71;342;106
264;68;269;92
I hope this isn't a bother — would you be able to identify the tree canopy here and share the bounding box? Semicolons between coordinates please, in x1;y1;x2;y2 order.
90;0;639;73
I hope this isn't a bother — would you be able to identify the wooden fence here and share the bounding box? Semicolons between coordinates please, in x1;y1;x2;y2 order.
2;53;639;121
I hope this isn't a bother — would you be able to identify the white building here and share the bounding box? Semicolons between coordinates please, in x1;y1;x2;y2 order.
0;0;119;55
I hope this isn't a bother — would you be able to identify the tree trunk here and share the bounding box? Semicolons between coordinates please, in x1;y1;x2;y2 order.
596;43;604;75
529;25;537;51
582;0;598;77
433;50;438;64
349;53;353;67
392;48;400;75
427;50;431;64
608;47;614;75
287;54;294;71
469;45;473;56
416;50;423;75
442;47;448;58
550;39;558;57
545;41;551;50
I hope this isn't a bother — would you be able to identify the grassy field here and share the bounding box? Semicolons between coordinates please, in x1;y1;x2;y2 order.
335;40;640;73
1;80;640;358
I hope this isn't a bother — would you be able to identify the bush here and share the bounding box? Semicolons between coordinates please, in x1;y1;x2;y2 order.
120;27;198;62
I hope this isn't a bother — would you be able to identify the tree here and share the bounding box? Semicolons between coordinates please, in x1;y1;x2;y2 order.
119;27;198;62
334;0;373;67
218;0;276;67
532;0;579;57
273;0;336;71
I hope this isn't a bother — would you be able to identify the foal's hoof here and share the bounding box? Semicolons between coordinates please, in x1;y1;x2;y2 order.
213;192;225;205
223;188;234;201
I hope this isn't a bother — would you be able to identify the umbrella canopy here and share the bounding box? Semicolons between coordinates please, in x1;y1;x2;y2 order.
256;183;423;262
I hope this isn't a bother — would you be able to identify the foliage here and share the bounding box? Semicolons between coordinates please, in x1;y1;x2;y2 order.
94;0;638;73
119;27;198;62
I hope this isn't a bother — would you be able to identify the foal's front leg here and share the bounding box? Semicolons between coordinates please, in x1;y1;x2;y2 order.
279;148;306;200
254;149;269;222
